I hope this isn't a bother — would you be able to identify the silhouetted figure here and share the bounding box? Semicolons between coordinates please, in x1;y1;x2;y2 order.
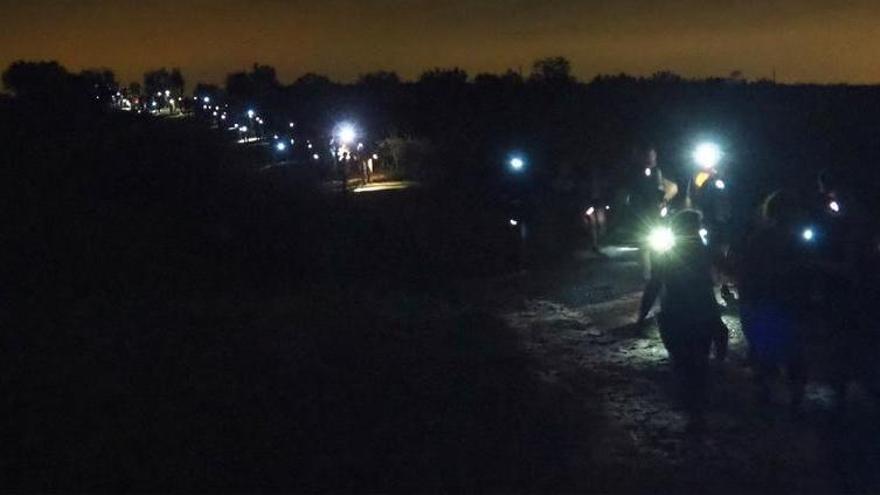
812;170;876;409
739;190;809;410
654;210;722;430
632;147;672;325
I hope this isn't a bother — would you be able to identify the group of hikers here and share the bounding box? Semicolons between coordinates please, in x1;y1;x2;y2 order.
626;148;880;432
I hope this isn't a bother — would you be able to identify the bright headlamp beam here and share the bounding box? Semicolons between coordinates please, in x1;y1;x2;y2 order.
693;142;722;169
648;226;676;253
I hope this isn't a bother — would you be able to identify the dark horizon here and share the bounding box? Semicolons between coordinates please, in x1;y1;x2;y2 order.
4;0;880;87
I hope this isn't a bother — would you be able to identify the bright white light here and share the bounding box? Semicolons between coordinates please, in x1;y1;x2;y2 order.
699;228;709;245
829;200;840;213
372;153;379;160
693;142;722;169
151;101;157;107
157;92;162;97
212;111;218;116
585;206;595;216
164;90;170;97
644;167;652;177
509;157;525;171
660;206;669;218
276;142;286;152
290;139;295;145
605;205;611;210
312;153;320;160
221;114;226;120
307;143;313;149
802;228;815;242
203;96;210;103
714;179;726;190
289;122;294;128
337;123;357;144
509;219;519;227
239;126;248;132
247;109;255;118
273;134;278;139
648;226;676;253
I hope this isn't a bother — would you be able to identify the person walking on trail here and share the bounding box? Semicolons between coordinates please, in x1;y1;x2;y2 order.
654;209;723;431
632;146;679;326
810;169;877;410
739;190;810;411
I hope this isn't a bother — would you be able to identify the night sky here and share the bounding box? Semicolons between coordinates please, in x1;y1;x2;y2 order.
3;0;879;86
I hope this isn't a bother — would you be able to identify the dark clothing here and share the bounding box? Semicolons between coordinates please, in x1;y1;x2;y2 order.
655;238;722;414
740;224;810;402
628;166;667;228
812;194;877;396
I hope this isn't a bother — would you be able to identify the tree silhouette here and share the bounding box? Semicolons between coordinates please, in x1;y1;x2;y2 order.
2;60;74;99
529;57;573;84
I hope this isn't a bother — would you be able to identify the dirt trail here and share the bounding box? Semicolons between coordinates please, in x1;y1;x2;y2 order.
500;287;878;493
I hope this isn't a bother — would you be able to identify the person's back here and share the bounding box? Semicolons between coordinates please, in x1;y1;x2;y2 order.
654;210;720;429
738;190;810;407
658;237;718;325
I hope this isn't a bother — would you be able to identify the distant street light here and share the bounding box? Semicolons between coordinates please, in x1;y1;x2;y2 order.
203;96;210;103
247;109;255;119
275;142;287;152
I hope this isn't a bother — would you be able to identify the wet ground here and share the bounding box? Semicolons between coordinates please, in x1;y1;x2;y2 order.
491;248;880;493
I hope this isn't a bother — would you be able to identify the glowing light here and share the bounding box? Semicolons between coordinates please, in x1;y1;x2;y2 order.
605;205;611;210
290;139;295;145
660;206;669;218
312;153;320;160
164;90;170;97
695;171;711;188
307;143;313;149
645;167;652;177
337;123;357;144
247;109;255;118
648;226;676;253
509;156;525;171
585;206;595;216
699;228;709;245
221;114;226;120
239;126;248;132
212;111;218;116
802;228;815;242
693;142;722;169
714;179;726;190
276;142;286;152
509;219;519;227
289;122;295;128
829;200;840;213
203;96;210;103
151;101;157;107
273;134;278;139
372;153;379;160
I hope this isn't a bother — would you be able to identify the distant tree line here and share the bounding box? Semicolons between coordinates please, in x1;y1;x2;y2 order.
6;57;880;207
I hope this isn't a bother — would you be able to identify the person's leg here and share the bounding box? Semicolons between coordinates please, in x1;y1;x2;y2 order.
637;277;662;324
712;319;729;362
788;343;807;412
